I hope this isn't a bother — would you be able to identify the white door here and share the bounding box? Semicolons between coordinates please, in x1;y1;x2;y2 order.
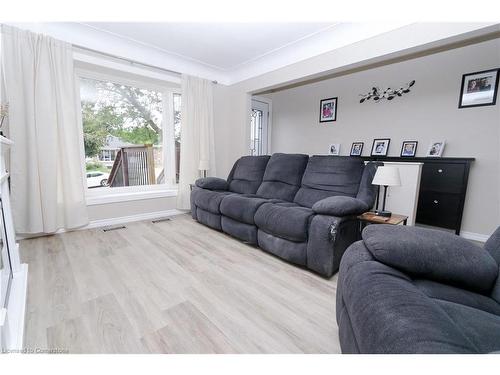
250;98;270;156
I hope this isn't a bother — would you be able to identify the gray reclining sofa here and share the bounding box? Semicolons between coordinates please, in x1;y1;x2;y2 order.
336;225;500;353
191;153;382;277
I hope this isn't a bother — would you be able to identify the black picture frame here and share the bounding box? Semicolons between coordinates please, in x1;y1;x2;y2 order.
458;68;500;108
319;97;338;122
350;142;364;156
370;138;390;156
400;141;418;157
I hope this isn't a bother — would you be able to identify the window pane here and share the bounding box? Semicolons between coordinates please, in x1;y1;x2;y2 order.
173;93;181;183
80;77;164;189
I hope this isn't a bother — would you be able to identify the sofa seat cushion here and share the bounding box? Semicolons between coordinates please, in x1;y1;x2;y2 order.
435;299;500;353
193;189;235;214
220;194;274;225
254;202;315;242
414;279;500;316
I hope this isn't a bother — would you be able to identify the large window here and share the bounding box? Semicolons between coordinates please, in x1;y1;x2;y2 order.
78;73;181;194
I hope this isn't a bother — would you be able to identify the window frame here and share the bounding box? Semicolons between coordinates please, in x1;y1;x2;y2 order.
75;67;181;205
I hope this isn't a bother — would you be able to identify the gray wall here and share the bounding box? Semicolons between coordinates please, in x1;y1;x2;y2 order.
266;38;500;237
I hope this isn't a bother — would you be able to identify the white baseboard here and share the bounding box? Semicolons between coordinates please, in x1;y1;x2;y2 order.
460;231;489;243
85;209;184;230
17;209;186;240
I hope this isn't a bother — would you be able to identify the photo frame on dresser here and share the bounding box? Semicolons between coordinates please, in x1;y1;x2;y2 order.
350;142;364;156
370;138;390;156
401;141;418;157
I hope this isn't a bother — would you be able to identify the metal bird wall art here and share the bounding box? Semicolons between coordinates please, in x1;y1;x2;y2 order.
359;80;415;103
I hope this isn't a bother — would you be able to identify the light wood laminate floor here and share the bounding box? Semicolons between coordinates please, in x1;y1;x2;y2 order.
20;214;340;353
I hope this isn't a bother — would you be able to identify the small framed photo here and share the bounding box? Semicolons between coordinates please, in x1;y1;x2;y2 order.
459;68;499;108
350;142;364;156
319;97;338;122
426;141;446;157
371;138;390;156
329;143;340;155
400;141;418;157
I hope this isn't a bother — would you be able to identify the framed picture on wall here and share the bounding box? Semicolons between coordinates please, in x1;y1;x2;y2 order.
329;143;341;155
458;68;500;108
370;138;390;156
319;97;338;122
426;140;446;157
400;141;418;157
350;142;364;156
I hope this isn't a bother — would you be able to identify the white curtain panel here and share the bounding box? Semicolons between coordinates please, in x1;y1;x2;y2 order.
1;25;88;234
177;74;216;210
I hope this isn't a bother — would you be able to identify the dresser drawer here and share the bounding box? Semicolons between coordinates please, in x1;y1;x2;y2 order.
420;163;465;194
416;191;461;229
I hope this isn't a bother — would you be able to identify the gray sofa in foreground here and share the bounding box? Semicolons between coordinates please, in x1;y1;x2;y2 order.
336;225;500;353
191;153;382;277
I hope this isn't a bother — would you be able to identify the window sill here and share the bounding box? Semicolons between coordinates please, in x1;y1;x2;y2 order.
86;188;178;206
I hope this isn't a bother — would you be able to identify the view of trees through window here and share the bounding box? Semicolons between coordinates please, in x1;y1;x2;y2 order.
80;77;180;188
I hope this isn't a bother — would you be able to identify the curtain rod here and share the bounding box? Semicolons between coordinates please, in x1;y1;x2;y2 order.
73;44;218;84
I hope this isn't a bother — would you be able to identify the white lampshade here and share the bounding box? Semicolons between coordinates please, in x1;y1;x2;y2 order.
198;159;210;171
372;166;401;187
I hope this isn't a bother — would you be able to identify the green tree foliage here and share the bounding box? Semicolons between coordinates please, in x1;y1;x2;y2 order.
81;79;164;158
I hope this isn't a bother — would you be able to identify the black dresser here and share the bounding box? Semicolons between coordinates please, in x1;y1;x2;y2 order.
361;157;474;235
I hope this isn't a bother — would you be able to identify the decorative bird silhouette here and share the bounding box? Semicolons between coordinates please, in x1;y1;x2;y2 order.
359;80;415;103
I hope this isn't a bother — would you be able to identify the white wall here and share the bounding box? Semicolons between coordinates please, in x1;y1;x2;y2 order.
265;38;500;237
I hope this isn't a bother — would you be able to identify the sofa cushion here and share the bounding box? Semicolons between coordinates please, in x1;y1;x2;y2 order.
312;196;369;216
256;153;309;201
254;202;314;242
435;299;500;354
227;155;270;194
294;156;365;208
257;229;308;266
193;189;234;214
362;225;499;294
220;194;271;225
195;177;228;190
414;279;500;316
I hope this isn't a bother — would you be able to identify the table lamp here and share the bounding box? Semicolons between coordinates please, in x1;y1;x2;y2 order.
372;166;401;217
199;159;210;178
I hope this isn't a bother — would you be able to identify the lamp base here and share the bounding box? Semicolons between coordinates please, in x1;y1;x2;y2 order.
374;210;392;217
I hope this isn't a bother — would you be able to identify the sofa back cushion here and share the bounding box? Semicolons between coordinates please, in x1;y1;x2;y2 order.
227;155;270;194
294;156;365;208
356;161;384;208
256;153;309;201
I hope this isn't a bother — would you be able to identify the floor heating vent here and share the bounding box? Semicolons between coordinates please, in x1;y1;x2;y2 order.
152;217;172;224
102;225;127;232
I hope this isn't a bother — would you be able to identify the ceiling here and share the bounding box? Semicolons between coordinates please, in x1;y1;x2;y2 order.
81;22;336;71
7;22;498;85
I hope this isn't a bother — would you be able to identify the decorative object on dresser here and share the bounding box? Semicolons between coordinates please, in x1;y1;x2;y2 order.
350;142;364;156
319;97;337;122
0;103;8;135
400;141;418;157
329;143;340;155
361;156;474;235
0;135;28;351
371;166;401;217
458;68;499;108
359;80;415;103
370;138;390;156
426;140;446;157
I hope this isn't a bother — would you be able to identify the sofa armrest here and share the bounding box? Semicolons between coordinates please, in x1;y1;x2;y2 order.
312;196;369;216
195;177;228;191
362;225;499;294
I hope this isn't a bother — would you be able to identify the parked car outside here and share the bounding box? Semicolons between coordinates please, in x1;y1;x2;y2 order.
86;171;110;188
